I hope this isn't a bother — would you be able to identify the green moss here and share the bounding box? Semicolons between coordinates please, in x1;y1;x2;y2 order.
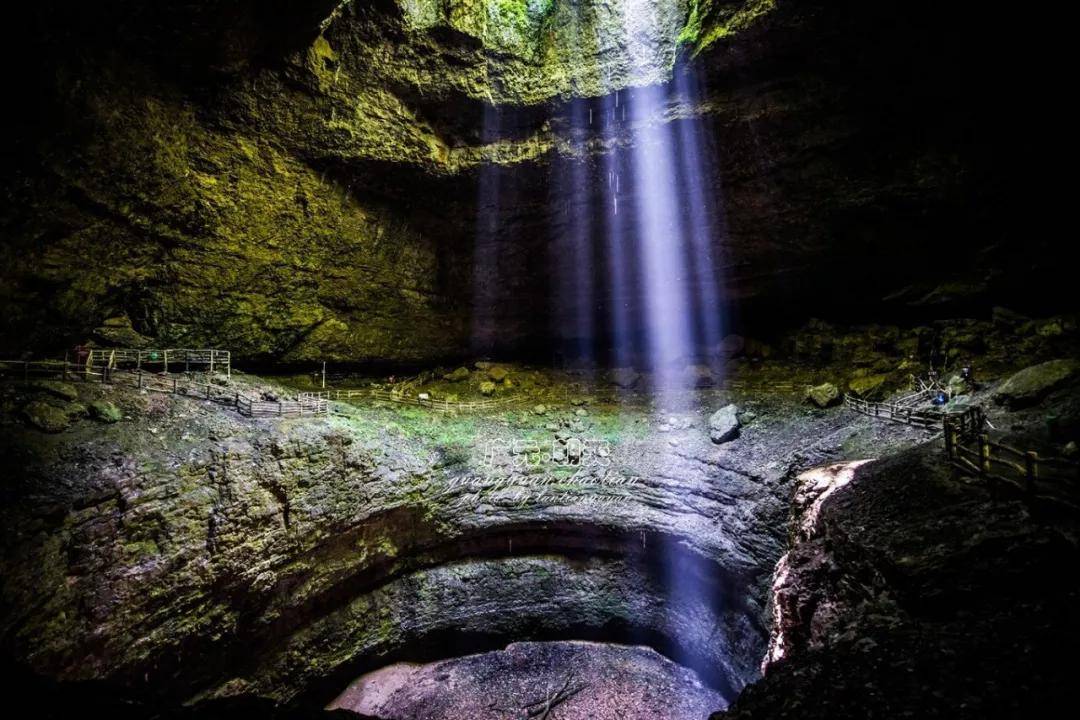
678;0;776;54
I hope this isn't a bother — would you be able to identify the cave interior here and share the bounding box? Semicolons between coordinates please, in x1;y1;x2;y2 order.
0;2;1076;719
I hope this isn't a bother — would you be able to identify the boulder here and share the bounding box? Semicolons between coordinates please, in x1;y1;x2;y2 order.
487;366;509;382
709;404;741;444
89;400;123;423
533;404;547;415
478;381;496;396
848;374;887;399
793;320;835;361
716;335;746;358
744;338;772;360
610;367;640;389
994;359;1080;409
444;367;470;382
805;382;841;408
28;380;79;402
992;306;1029;327
1036;320;1065;337
684;364;715;388
22;401;70;433
93;316;153;348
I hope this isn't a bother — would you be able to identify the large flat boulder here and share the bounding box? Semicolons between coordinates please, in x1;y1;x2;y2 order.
994;359;1080;409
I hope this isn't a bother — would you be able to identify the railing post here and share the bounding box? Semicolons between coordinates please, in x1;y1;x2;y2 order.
209;350;214;375
163;350;169;374
23;361;28;384
173;377;178;393
1025;451;1038;497
943;415;954;458
979;434;991;479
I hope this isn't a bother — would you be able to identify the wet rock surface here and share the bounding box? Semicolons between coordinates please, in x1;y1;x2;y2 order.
329;640;727;719
713;427;1080;718
0;353;948;713
1;321;1078;717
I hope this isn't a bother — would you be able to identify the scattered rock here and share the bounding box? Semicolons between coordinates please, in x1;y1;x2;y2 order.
474;361;493;370
714;334;745;359
478;381;496;396
575;408;588;417
487;366;509;382
1037;320;1064;337
1062;441;1077;458
532;404;547;415
22;401;70;433
994;359;1080;409
88;400;123;423
684;364;715;387
992;306;1029;327
444;367;470;382
28;380;79;402
709;404;741;444
610;367;640;389
805;382;841;408
848;374;887;399
744;338;772;360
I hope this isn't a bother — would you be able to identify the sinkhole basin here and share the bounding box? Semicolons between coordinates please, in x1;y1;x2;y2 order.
0;368;884;716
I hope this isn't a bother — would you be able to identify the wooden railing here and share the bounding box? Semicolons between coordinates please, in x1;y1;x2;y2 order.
1;358;325;419
945;428;1079;497
843;392;945;430
85;348;230;379
0;359;101;382
847;389;1077;502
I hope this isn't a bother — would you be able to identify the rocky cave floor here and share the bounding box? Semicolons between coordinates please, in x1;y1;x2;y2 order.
1;317;1078;719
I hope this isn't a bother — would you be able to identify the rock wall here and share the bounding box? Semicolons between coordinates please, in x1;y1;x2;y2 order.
1;1;1068;362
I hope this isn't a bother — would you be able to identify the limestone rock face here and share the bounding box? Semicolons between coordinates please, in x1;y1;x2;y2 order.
0;380;802;708
2;1;1061;362
713;448;1078;719
993;359;1080;408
